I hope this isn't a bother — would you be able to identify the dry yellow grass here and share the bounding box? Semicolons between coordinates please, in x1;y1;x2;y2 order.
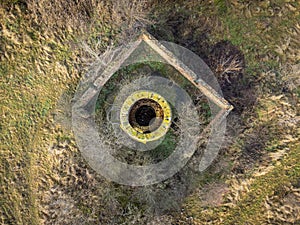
1;0;299;224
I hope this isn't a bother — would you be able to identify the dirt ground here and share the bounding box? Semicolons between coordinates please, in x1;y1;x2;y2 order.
0;0;299;224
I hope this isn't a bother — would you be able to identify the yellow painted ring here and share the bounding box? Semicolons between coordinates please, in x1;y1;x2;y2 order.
120;90;172;144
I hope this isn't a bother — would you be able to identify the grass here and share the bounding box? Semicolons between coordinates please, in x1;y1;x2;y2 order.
212;0;299;78
222;143;300;224
1;0;299;224
148;129;177;160
183;141;300;224
0;2;112;224
149;0;299;224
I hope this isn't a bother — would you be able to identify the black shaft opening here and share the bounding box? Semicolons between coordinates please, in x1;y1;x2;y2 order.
135;105;156;126
128;98;164;133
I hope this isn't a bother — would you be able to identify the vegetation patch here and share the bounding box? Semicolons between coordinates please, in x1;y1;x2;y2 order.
1;0;299;224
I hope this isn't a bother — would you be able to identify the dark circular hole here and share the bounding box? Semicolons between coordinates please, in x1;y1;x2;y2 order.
135;105;156;126
129;98;164;133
